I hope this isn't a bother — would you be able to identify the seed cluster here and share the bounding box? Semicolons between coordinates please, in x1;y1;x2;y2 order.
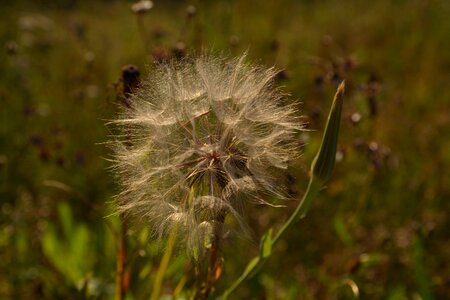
111;55;303;254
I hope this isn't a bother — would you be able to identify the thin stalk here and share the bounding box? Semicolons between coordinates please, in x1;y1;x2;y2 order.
115;66;140;300
115;213;128;300
272;177;322;246
221;177;322;299
136;15;150;54
201;172;227;298
150;228;178;300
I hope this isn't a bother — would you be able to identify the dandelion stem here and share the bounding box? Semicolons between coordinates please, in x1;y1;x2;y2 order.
202;195;225;297
203;223;222;298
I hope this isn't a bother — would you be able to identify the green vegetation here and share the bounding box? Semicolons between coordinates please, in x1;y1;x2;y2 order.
1;0;449;299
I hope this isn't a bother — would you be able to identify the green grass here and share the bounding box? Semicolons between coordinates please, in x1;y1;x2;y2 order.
1;0;449;299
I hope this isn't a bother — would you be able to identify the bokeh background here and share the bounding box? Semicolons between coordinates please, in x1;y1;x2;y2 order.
1;0;449;299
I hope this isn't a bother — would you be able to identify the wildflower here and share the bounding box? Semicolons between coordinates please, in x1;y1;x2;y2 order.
111;54;303;256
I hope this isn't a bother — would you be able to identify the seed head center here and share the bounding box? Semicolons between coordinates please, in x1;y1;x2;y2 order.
200;143;221;161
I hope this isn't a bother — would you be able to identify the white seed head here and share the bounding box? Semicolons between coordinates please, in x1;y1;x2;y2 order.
111;54;304;254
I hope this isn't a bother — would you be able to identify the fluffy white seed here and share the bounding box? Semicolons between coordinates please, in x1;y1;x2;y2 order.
111;54;304;253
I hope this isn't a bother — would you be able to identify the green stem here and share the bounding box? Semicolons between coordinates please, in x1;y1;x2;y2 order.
150;228;177;300
221;177;322;299
115;213;128;300
221;81;345;299
272;177;322;246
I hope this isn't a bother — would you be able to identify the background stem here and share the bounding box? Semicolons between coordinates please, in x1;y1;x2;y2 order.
150;229;178;300
115;213;128;300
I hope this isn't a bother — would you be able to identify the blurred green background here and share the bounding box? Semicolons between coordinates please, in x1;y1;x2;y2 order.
1;0;449;299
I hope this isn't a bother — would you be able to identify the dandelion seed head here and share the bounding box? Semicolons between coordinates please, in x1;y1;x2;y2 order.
111;54;304;254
